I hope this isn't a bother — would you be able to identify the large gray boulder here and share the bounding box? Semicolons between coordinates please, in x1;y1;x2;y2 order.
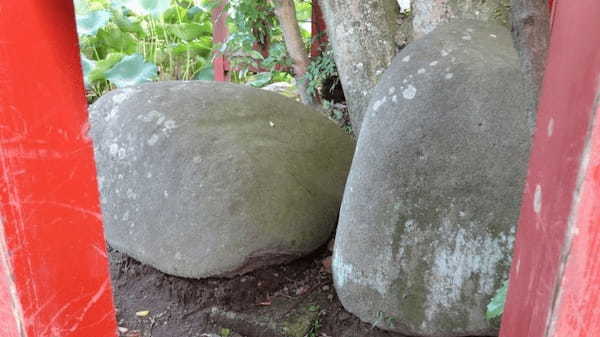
90;81;355;278
332;21;533;336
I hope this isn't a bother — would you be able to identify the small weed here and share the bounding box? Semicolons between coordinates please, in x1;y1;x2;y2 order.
219;327;231;337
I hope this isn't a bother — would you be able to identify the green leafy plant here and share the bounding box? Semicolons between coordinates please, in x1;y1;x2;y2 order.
75;0;215;101
305;47;338;97
213;0;312;87
487;279;509;320
373;311;397;329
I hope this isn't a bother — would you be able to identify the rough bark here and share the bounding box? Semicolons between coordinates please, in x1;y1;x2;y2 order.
272;0;315;105
413;0;512;39
511;0;550;95
320;0;401;135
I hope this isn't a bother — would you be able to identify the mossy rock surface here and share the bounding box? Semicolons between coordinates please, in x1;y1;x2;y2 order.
90;81;355;278
332;20;534;337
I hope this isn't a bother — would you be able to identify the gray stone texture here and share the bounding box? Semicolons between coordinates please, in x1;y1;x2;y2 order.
90;81;355;278
332;20;534;336
320;0;401;135
413;0;511;39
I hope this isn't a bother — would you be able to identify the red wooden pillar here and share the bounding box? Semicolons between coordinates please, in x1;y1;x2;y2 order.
212;0;230;82
0;2;117;336
311;0;328;58
500;0;600;336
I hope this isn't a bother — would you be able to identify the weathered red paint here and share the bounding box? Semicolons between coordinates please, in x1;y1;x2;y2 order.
0;2;117;336
311;0;328;58
212;0;230;82
499;0;600;336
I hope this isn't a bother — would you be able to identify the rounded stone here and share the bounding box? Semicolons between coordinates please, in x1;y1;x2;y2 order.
332;20;534;336
90;81;355;278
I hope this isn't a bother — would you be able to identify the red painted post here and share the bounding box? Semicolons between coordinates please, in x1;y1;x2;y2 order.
311;0;328;58
212;0;230;82
499;1;600;336
0;2;117;336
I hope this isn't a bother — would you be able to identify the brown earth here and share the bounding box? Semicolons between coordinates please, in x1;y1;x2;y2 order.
110;242;405;337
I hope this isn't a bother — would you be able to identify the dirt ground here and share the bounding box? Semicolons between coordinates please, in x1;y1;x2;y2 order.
109;242;406;337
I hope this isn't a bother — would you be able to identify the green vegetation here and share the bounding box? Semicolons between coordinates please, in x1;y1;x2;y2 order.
75;0;336;103
75;0;218;101
486;279;508;319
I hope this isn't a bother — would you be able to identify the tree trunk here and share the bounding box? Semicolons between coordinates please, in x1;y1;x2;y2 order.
412;0;512;38
272;0;315;105
320;0;401;135
511;0;550;93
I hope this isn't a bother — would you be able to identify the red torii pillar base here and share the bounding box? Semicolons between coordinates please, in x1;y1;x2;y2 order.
0;2;117;337
500;0;600;336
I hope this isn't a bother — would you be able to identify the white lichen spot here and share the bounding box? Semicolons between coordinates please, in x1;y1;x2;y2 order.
354;62;364;73
147;134;160;146
109;143;119;156
462;35;472;41
403;85;417;100
402;55;411;62
122;211;130;221
112;92;129;104
441;49;450;57
466;28;474;33
139;110;163;123
162;120;177;135
445;73;454;80
547;118;554;137
269;121;275;127
403;78;408;84
490;34;497;38
388;87;396;95
164;190;169;198
417;68;426;74
392;95;398;103
424;219;514;324
332;222;401;297
193;156;202;163
126;188;137;200
118;147;126;160
373;97;387;111
429;61;438;67
146;172;153;178
175;252;183;260
534;185;542;215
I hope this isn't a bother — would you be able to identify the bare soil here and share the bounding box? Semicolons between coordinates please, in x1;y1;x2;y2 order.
110;243;405;337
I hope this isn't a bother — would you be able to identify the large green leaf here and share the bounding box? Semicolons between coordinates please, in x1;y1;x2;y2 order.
171;39;212;57
486;280;508;320
247;72;272;88
80;54;96;87
193;65;214;81
89;53;126;83
168;23;210;41
110;8;145;35
122;0;170;17
76;10;111;36
97;28;138;54
163;6;190;23
105;54;158;87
